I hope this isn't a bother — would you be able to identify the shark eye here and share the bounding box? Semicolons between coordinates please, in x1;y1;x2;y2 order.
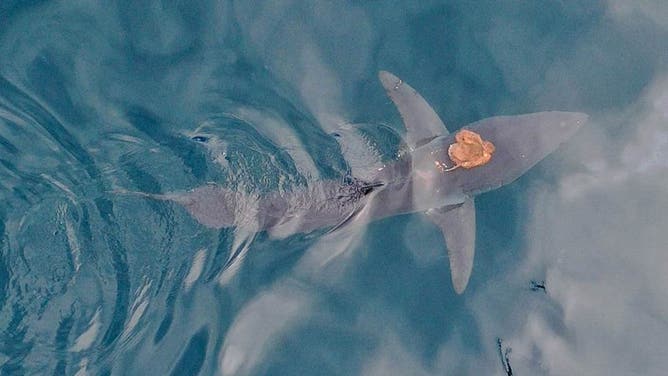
191;135;209;143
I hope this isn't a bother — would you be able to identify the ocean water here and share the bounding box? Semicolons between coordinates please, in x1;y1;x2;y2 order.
1;1;668;375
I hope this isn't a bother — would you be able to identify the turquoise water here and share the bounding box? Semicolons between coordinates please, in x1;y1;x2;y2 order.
1;1;668;375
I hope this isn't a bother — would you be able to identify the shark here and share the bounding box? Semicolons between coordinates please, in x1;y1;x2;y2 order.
141;71;587;294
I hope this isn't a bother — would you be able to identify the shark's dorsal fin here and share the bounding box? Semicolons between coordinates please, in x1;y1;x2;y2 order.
425;197;476;294
378;71;449;149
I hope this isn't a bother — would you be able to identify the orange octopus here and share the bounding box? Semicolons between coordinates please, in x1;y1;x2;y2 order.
445;129;495;171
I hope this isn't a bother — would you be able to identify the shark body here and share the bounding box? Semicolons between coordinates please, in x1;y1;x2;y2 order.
155;71;587;294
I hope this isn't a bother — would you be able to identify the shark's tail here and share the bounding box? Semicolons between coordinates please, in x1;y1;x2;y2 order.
113;185;238;229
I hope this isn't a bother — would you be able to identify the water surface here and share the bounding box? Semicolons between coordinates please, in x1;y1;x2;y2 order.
1;1;667;375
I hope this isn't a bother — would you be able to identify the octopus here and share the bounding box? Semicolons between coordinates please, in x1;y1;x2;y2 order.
446;129;495;171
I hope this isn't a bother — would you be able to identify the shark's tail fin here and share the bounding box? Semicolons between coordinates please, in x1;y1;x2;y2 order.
114;185;238;229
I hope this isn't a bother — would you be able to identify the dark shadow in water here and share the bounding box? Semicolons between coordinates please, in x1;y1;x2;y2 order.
153;263;188;345
53;312;74;376
169;326;209;376
202;229;235;284
0;74;100;180
0;304;33;375
125;106;209;181
0;211;8;308
94;197;130;351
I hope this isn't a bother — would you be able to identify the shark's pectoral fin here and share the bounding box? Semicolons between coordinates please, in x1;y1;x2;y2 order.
378;70;449;149
425;197;476;294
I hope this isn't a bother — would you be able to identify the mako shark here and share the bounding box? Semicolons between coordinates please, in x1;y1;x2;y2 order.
142;71;586;294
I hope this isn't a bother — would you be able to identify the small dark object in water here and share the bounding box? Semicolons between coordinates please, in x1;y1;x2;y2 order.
496;338;513;376
530;280;546;293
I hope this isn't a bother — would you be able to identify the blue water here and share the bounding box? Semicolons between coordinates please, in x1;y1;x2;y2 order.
2;1;668;375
